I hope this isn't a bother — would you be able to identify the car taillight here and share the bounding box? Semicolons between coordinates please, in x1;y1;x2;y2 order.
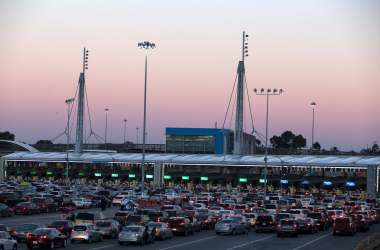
41;234;48;239
27;233;32;239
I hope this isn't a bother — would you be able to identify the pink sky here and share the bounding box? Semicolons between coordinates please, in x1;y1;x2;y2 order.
0;0;379;151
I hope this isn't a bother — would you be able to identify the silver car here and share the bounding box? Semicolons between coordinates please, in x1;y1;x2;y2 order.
70;224;103;243
118;225;153;245
0;231;17;250
215;219;248;235
147;222;173;240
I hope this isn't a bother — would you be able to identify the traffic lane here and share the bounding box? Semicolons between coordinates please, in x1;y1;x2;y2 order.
298;223;380;250
0;207;119;227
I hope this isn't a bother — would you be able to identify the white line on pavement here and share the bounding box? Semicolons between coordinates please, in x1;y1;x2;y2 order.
157;236;218;250
86;244;117;250
290;233;330;250
225;235;274;250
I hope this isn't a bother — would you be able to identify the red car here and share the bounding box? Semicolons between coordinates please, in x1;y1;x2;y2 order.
333;217;356;236
14;202;40;215
26;228;68;249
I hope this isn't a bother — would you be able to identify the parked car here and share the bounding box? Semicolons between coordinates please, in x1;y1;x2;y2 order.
0;203;13;217
277;219;299;237
0;231;17;250
215;219;248;235
46;220;75;236
32;197;58;213
167;217;193;236
147;222;173;240
333;217;356;236
118;225;154;245
13;202;40;215
70;224;103;243
114;211;130;226
10;224;39;242
95;220;119;239
125;214;150;226
26;228;67;249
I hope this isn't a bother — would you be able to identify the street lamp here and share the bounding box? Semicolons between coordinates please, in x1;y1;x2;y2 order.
65;98;75;184
310;102;317;149
123;119;127;143
136;127;139;144
138;40;156;194
253;88;284;196
104;108;109;149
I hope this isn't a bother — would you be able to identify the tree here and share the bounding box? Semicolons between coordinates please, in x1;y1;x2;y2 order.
0;131;15;140
270;130;307;150
372;143;379;153
312;142;321;151
35;140;53;145
330;146;339;153
292;134;306;148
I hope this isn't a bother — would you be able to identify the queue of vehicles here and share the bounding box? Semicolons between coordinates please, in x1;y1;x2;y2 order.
0;180;380;249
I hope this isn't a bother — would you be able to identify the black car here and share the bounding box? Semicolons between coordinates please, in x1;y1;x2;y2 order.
26;228;68;249
10;224;40;242
256;215;276;233
0;203;13;217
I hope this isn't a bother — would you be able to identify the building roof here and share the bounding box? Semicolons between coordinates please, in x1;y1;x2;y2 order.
2;151;380;168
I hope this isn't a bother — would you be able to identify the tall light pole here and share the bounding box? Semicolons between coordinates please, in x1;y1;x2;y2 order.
138;41;156;194
310;102;316;149
254;88;284;196
65;98;75;184
123;119;127;143
104;108;109;149
136;127;139;144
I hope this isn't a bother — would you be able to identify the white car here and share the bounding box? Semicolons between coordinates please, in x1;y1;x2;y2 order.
0;231;17;250
72;198;92;208
112;195;126;206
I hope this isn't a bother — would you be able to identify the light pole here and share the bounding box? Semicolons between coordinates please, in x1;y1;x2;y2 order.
123;119;127;143
310;102;316;149
104;108;109;149
136;127;139;144
65;98;75;184
138;40;156;194
253;88;284;196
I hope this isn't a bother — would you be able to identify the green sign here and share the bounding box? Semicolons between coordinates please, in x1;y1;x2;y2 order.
129;173;136;178
200;176;208;181
239;178;247;183
111;173;119;178
46;171;53;176
182;176;190;181
79;172;85;177
146;174;153;179
94;172;102;177
31;171;37;176
164;175;171;180
259;178;267;184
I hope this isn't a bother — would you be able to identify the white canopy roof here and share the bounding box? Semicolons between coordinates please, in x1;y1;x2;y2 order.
2;151;380;168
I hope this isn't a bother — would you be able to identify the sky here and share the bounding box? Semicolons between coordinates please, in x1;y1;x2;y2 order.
0;0;379;151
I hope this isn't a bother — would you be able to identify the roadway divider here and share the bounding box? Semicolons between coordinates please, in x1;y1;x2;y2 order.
354;232;380;250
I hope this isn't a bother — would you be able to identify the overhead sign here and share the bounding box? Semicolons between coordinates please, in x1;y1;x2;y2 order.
79;172;85;177
323;181;332;186
280;179;288;184
128;173;136;178
111;173;119;178
46;171;53;176
164;175;171;180
346;181;356;187
146;174;153;179
239;178;247;183
259;178;267;184
182;176;190;181
301;180;310;185
200;176;208;181
94;172;102;177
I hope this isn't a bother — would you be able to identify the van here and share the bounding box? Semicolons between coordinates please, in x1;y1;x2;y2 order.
75;212;104;225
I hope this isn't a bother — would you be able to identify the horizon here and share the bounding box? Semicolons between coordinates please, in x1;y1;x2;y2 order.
1;0;379;151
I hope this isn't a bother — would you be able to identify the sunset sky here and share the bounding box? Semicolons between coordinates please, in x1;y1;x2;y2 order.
0;0;379;151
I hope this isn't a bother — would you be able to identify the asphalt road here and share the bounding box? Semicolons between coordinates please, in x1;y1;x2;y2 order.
2;209;379;250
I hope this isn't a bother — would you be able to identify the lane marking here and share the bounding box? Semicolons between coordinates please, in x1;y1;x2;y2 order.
225;235;274;250
158;235;217;250
290;233;330;250
86;244;117;250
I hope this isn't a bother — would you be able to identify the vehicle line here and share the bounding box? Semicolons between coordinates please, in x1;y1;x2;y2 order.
157;235;218;250
85;244;117;250
225;235;274;250
290;233;330;250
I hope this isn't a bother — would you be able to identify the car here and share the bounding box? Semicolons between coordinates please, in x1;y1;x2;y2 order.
13;202;40;215
277;219;299;237
0;231;17;250
215;219;248;235
46;221;75;237
333;217;356;236
308;212;328;230
0;204;13;217
95;220;119;239
32;197;58;213
70;225;103;243
118;225;153;245
71;198;91;209
147;222;173;240
9;224;40;242
255;215;276;233
26;228;68;249
125;214;150;226
167;217;193;236
114;211;130;226
244;213;257;227
296;218;318;234
350;214;369;232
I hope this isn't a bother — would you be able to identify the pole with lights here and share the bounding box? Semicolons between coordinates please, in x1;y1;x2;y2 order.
65;98;75;183
104;108;109;149
310;102;316;149
137;41;156;194
253;88;284;196
123;119;127;143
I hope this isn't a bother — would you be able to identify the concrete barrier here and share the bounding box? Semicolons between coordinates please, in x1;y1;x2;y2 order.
354;232;380;250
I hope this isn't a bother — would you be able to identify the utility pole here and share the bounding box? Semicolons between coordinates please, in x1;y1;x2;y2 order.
310;102;316;149
123;119;127;143
65;98;75;184
104;108;109;149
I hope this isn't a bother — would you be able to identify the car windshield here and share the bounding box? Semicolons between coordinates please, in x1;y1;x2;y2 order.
51;221;67;226
336;218;349;223
124;227;141;232
33;229;51;235
308;213;321;219
17;224;38;231
127;216;141;222
76;213;94;220
96;222;111;227
73;226;87;231
281;220;295;225
258;216;272;221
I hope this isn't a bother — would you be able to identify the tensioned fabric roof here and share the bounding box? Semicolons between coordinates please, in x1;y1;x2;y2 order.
2;151;380;168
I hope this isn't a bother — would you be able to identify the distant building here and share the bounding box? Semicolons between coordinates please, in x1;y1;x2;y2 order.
165;127;255;154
